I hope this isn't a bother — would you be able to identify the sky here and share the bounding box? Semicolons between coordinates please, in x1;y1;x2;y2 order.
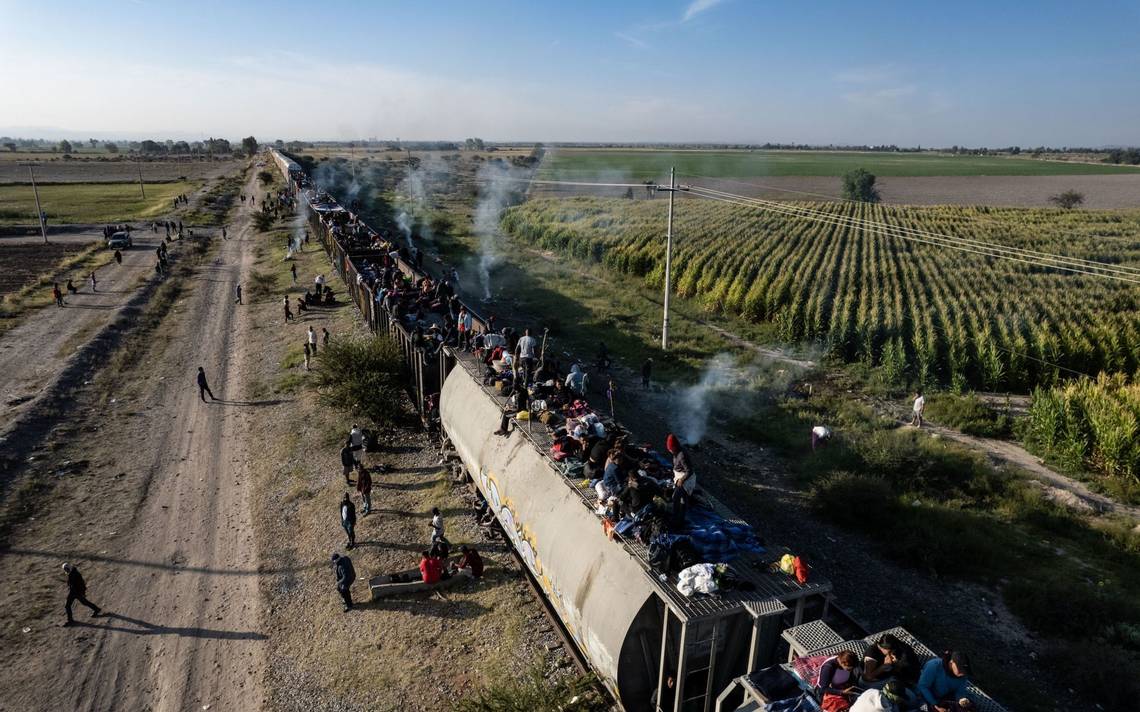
1;0;1138;147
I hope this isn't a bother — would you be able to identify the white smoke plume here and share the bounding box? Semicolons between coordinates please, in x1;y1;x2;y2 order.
672;350;817;444
472;161;528;300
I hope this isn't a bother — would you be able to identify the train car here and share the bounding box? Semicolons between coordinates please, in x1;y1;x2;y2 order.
440;351;833;711
271;149;304;184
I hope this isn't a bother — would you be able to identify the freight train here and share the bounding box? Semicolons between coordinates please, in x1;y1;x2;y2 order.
270;150;1007;712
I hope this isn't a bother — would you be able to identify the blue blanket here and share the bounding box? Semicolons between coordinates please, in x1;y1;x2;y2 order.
682;506;765;562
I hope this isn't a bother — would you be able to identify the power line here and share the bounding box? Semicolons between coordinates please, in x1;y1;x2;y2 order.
678;171;1140;276
684;186;1140;284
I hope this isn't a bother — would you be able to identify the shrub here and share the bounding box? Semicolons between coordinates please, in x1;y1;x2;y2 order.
312;335;406;427
925;393;1012;438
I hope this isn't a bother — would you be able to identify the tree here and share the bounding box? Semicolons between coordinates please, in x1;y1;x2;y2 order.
841;168;880;203
88;138;97;149
1048;189;1085;210
140;139;164;154
274;139;284;149
105;142;119;154
3;142;15;152
241;136;259;155
58;139;73;154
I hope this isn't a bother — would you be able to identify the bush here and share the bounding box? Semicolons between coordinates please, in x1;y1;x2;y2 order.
246;269;278;301
1040;642;1140;711
257;169;274;185
925;393;1012;438
312;335;406;427
252;211;274;232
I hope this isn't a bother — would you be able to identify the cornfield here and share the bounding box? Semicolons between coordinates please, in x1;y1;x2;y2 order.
502;197;1140;392
1026;373;1140;484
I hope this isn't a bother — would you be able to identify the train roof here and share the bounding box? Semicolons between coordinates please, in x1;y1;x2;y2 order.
449;350;832;624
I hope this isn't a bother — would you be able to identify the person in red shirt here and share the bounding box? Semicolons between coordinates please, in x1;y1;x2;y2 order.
452;545;484;578
419;550;442;584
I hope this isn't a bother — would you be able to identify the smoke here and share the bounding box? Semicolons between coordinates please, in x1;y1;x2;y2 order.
396;211;413;247
674;354;738;445
472;161;528;300
286;196;310;259
672;349;818;444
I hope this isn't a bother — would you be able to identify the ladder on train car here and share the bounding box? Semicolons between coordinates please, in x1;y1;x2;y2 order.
669;618;722;712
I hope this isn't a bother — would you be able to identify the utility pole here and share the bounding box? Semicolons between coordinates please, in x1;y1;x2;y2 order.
137;162;146;199
21;163;48;244
656;167;688;350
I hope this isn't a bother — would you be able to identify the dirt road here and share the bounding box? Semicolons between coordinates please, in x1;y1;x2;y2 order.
0;169;265;711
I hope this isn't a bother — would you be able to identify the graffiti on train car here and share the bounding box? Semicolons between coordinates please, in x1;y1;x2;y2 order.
478;466;582;645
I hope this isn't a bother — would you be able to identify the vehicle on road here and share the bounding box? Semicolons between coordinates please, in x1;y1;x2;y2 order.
107;232;132;249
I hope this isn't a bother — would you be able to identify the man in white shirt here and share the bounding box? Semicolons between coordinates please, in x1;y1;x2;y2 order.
349;424;363;464
911;390;926;428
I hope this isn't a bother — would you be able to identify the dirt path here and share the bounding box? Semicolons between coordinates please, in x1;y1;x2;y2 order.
0;168;265;711
864;396;1140;520
0;232;158;423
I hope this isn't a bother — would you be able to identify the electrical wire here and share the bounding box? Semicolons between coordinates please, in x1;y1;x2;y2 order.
684;186;1140;284
679;172;1140;277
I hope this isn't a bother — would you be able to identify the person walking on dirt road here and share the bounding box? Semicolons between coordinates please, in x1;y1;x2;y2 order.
331;553;356;612
340;438;355;486
303;342;311;371
356;465;372;515
52;283;65;307
196;367;216;402
290;263;297;285
222;226;228;240
308;326;318;355
235;284;242;305
349;424;364;465
322;328;330;348
911;390;926;428
114;249;122;266
283;295;294;323
340;493;357;549
62;563;102;626
90;271;97;292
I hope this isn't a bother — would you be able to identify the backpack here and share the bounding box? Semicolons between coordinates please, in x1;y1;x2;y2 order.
647;539;670;573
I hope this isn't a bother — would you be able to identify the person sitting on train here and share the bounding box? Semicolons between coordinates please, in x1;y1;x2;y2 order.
862;633;920;687
916;651;973;712
600;448;626;499
817;650;862;697
419;550;442;584
450;545;484;579
616;471;661;520
564;363;587;396
583;434;615;481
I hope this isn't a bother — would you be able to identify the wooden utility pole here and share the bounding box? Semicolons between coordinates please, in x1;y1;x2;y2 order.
137;162;146;199
21;163;48;244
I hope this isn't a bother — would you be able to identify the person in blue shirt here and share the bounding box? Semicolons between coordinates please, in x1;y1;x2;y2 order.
916;651;972;711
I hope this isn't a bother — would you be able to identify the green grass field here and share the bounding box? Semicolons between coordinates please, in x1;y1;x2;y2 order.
540;149;1140;178
0;181;196;225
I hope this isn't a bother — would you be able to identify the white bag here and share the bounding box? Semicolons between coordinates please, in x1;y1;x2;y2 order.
676;563;718;597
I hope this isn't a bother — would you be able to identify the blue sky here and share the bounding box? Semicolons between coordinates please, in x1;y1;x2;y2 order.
1;0;1137;145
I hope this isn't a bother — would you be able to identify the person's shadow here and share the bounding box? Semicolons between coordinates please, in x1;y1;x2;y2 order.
72;612;267;641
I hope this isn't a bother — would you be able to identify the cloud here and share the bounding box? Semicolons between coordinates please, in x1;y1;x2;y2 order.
683;0;725;22
615;31;649;49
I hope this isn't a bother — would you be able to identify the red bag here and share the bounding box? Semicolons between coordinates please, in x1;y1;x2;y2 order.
793;555;809;584
821;693;851;712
